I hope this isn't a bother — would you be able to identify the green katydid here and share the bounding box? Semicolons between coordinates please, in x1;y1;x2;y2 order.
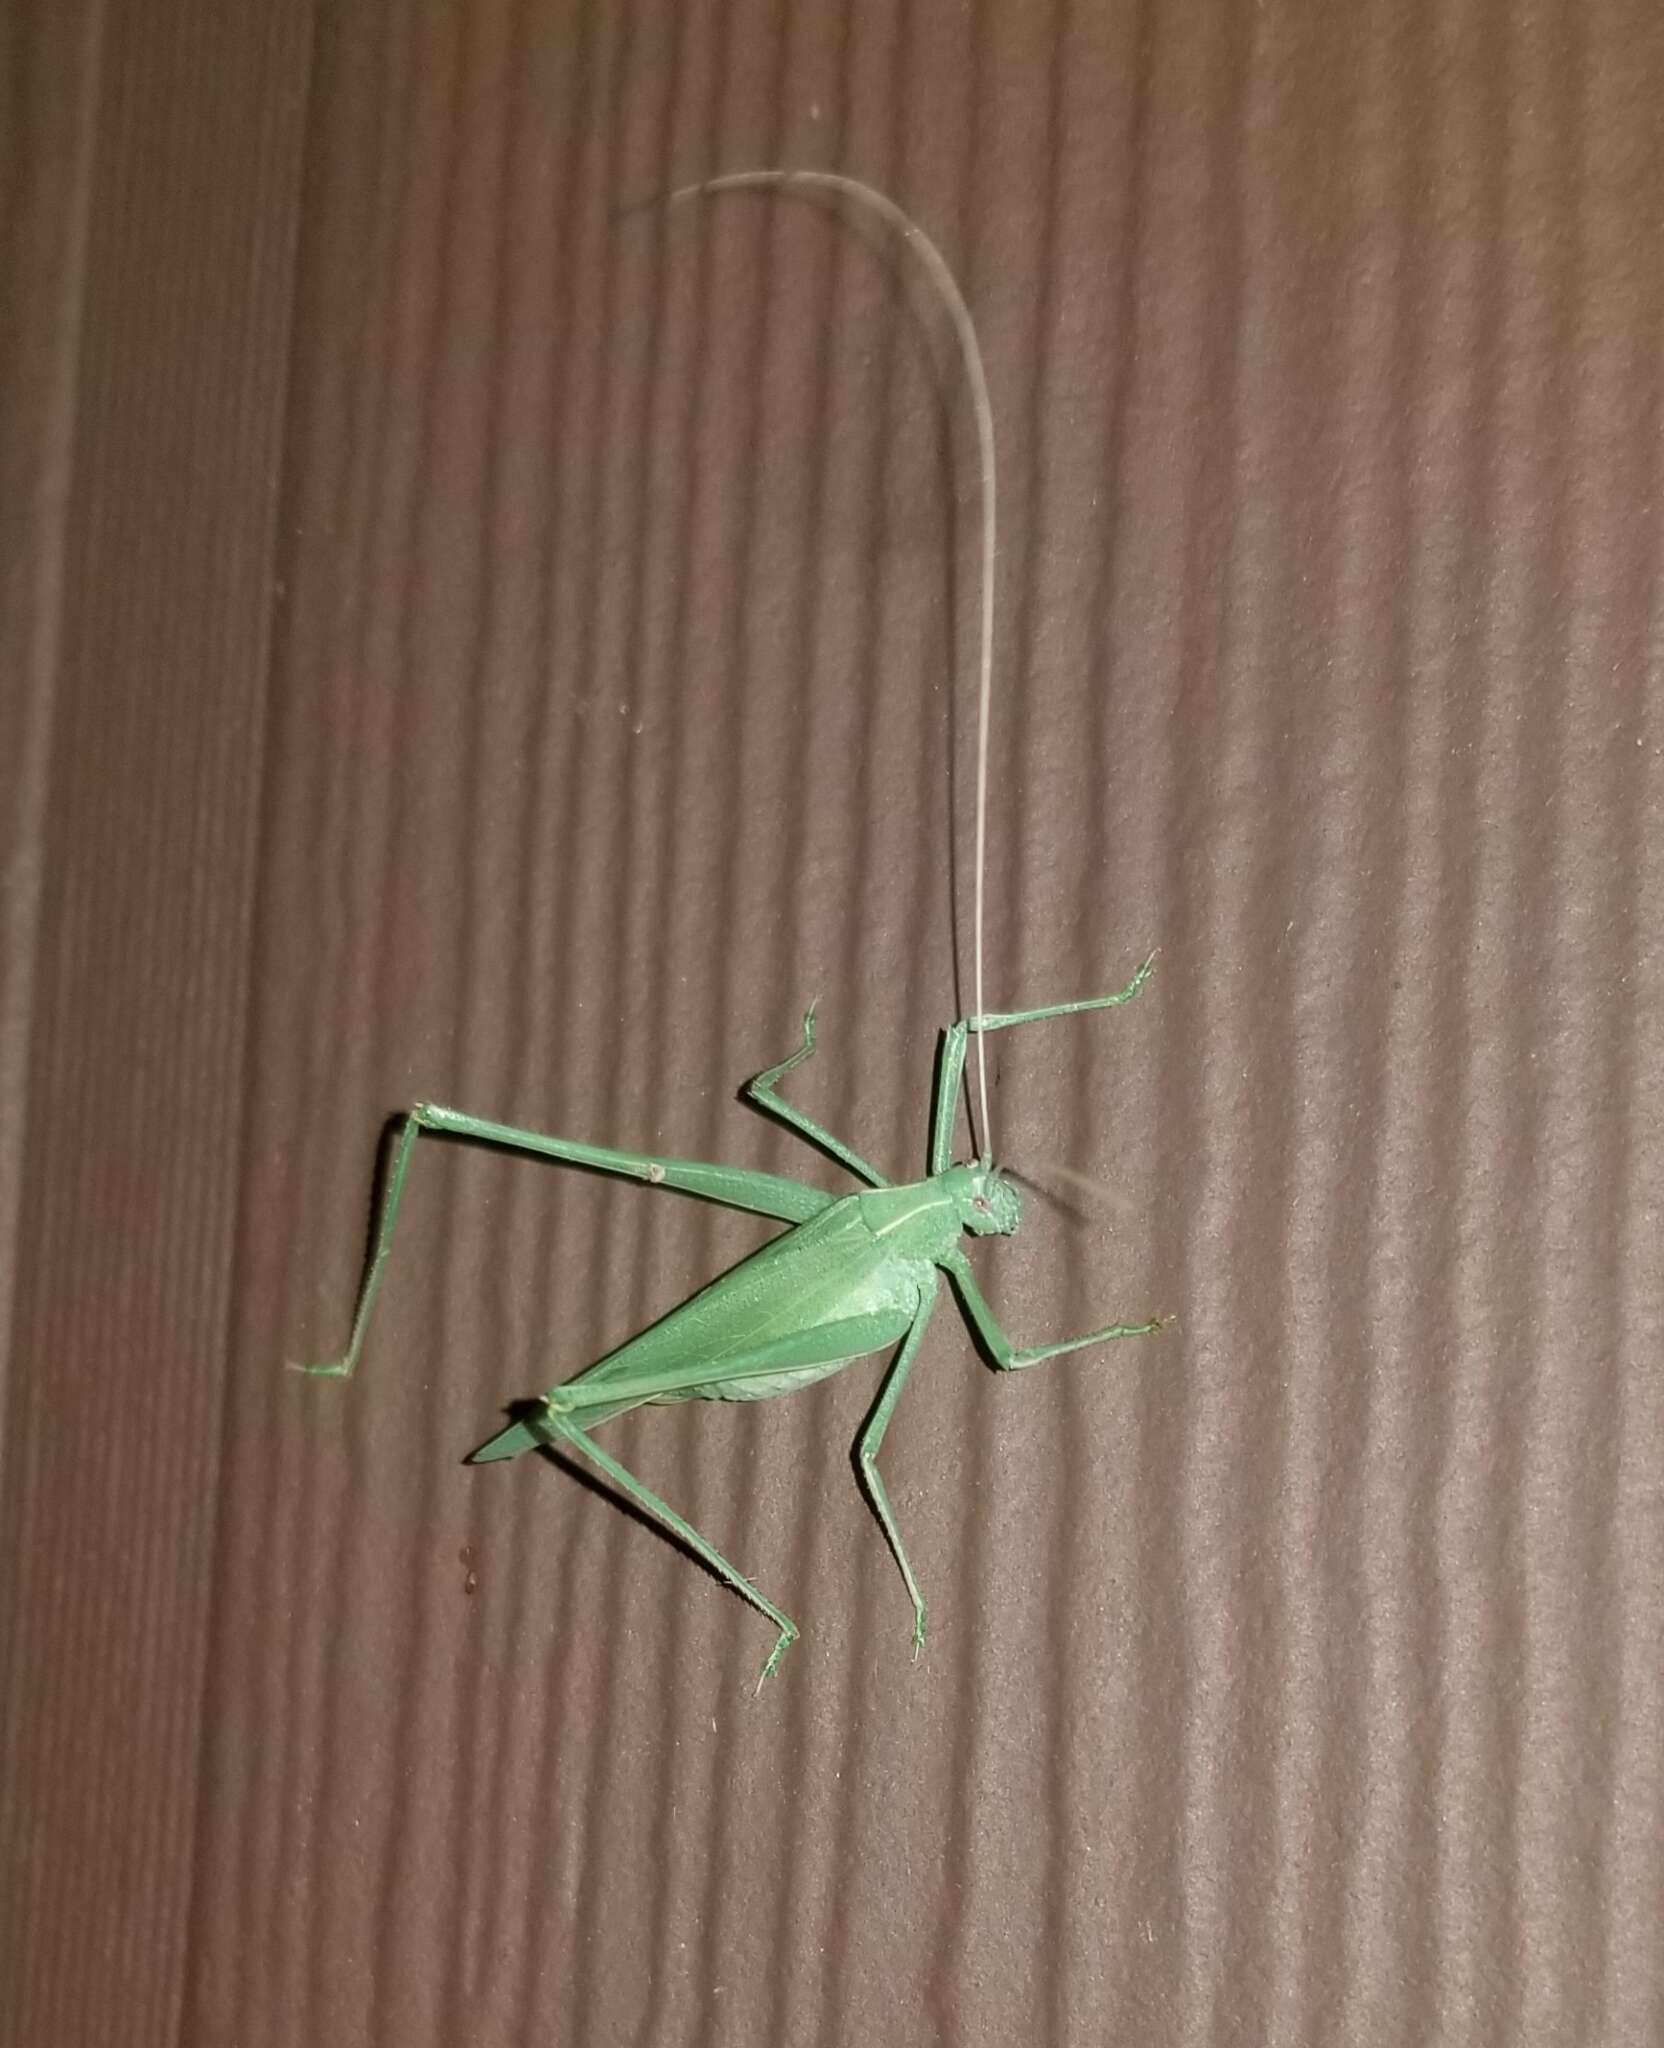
292;173;1166;1686
294;967;1161;1686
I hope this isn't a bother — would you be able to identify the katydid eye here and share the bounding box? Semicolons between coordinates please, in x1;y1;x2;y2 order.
973;1196;990;1211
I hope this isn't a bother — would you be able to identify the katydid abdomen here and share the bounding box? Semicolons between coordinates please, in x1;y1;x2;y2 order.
472;1191;931;1452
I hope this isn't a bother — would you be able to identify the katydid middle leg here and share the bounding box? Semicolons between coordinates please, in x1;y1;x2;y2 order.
744;1006;889;1187
855;1272;940;1657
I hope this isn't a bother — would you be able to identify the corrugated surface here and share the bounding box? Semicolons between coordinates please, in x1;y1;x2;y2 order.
4;3;1662;2043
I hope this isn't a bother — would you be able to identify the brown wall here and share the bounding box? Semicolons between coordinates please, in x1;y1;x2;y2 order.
4;3;1662;2043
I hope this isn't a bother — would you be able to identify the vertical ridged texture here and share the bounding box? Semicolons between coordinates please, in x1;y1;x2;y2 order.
0;1;316;2044
2;3;1661;2044
0;1;103;1438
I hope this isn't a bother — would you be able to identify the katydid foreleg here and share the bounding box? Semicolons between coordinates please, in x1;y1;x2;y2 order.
289;1101;830;1379
928;953;1158;1174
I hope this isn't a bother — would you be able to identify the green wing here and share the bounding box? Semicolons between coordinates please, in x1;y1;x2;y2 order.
470;1194;925;1461
578;1197;915;1387
469;1304;916;1456
573;1305;915;1421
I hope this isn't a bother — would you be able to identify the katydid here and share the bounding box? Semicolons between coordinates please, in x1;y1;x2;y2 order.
292;171;1167;1686
293;962;1163;1685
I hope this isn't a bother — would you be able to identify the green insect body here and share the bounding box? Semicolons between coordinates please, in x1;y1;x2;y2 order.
295;964;1163;1686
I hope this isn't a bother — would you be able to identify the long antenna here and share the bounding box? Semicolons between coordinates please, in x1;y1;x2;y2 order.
670;169;999;1164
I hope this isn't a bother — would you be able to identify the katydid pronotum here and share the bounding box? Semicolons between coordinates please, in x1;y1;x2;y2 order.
293;173;1166;1686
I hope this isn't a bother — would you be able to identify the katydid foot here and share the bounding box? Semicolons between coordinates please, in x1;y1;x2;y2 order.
755;1621;799;1693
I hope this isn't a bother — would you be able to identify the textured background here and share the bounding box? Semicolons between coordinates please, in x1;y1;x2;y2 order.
4;2;1662;2043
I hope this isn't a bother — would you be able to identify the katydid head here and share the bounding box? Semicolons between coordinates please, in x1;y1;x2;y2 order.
947;1162;1022;1237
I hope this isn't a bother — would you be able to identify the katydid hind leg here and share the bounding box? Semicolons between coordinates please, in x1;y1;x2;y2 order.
549;1412;801;1690
289;1099;828;1381
409;1102;831;1220
855;1274;940;1657
288;1113;423;1379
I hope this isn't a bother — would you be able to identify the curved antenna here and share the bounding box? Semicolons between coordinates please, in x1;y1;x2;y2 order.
670;169;999;1164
